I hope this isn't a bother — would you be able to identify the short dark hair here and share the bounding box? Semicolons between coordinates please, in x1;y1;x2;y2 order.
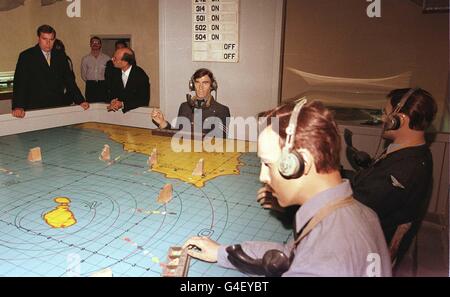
121;48;136;65
37;25;56;38
262;101;341;173
115;39;129;49
388;88;437;130
90;36;102;44
193;68;215;82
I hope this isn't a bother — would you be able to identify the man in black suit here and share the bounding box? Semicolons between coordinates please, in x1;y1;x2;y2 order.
12;25;89;118
107;47;150;113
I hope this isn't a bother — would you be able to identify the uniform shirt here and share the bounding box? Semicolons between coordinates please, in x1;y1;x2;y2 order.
351;144;433;243
164;99;230;138
217;180;392;277
81;52;110;81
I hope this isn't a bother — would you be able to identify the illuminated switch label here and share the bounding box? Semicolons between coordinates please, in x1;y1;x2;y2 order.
192;0;239;63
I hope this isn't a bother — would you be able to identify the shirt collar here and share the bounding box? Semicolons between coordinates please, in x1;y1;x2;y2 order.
294;179;353;234
122;65;132;76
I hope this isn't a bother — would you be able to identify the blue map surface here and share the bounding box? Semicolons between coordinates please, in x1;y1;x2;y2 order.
0;124;292;277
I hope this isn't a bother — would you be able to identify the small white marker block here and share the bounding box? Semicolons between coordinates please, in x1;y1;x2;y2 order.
99;145;111;161
192;159;204;176
148;148;158;169
28;147;42;162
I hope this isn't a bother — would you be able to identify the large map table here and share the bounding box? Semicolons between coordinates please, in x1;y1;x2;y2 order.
0;122;292;277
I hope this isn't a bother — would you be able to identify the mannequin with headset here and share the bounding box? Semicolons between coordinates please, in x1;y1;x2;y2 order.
349;88;437;269
182;99;391;276
107;47;150;113
151;68;230;137
343;88;420;170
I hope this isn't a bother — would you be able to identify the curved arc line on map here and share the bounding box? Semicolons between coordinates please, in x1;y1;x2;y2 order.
3;185;132;260
120;182;184;263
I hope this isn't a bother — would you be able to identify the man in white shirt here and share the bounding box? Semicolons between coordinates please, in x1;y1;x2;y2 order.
81;36;110;103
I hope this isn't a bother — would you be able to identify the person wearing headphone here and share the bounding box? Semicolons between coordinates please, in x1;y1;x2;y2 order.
183;100;391;276
151;68;230;137
107;47;150;113
350;88;437;264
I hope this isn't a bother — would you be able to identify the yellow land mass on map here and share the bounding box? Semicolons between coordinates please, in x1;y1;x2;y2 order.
77;123;256;187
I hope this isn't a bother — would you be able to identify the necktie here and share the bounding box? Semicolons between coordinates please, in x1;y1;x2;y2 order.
122;72;128;87
45;52;51;66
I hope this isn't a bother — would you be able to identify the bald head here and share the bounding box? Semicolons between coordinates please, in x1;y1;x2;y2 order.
112;47;136;70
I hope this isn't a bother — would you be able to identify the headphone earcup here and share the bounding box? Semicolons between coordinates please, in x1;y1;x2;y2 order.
211;80;218;91
385;114;401;131
278;150;305;180
189;78;195;92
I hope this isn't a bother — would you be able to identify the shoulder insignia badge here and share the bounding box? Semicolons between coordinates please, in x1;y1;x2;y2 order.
391;175;405;189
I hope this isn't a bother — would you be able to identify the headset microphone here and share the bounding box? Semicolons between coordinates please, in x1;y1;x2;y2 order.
186;94;206;109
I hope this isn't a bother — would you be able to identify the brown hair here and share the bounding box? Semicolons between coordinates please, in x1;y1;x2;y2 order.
193;68;215;82
262;101;341;173
37;24;56;38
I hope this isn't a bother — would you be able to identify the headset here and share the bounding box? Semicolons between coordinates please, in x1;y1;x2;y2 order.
226;245;291;277
384;88;418;131
344;88;419;169
278;98;308;180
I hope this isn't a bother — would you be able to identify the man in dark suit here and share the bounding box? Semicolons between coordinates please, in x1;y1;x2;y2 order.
107;47;150;113
12;24;89;118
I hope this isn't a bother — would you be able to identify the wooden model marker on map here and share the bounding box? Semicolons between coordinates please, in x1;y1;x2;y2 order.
99;144;111;161
28;147;42;162
148;148;158;170
157;184;173;204
192;158;204;176
162;247;190;277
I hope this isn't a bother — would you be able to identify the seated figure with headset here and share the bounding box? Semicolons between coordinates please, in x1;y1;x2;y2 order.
349;88;437;265
107;47;150;113
183;99;391;276
151;68;230;137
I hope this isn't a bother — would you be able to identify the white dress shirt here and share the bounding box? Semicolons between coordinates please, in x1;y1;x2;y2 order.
122;65;132;88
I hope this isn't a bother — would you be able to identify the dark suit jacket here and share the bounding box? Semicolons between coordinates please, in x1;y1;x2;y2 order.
109;65;150;113
13;45;84;110
104;60;119;102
